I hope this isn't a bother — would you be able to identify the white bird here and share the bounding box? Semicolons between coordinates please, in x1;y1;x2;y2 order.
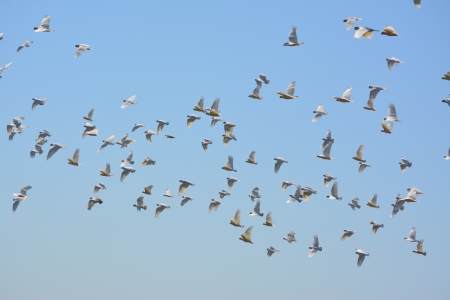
398;189;421;203
120;151;134;167
222;155;237;172
12;197;27;213
47;143;67;160
121;95;136;109
97;134;115;152
209;199;222;212
0;62;12;78
0;33;3;40
391;196;406;218
223;121;237;135
248;78;263;100
442;94;450;106
333;87;353;103
30;140;46;158
274;157;288;173
180;196;194;207
359;162;372;173
31;97;48;110
312;104;328;122
67;148;81;166
239;226;254;244
248;187;261;202
179;180;195;196
276;80;298;99
259;73;270;84
227;177;238;189
399;158;412;173
100;163;113;177
413;239;427;256
386;57;403;70
8;125;29;141
205;98;221;117
81;124;98;138
283;26;303;46
381;25;400;36
34;15;54;32
13;185;32;201
404;227;419;242
364;86;386;111
83;108;94;121
442;70;450;81
156;120;169;134
341;230;356;241
187;114;201;128
352;144;366;162
219;190;231;199
87;196;103;210
266;246;279;258
201;138;213;151
193;97;205;112
348;198;361;210
263;211;274;227
249;200;264;217
17;40;33;52
407;187;424;196
155;203;170;218
281;180;295;191
381;120;394;134
210;117;222;127
301;186;317;201
230;209;244;227
317;139;334;160
93;182;107;194
140;157;156;167
222;133;237;147
384;103;401;122
369;221;384;235
120;166;135;182
444;148;450;160
133;196;147;211
355;249;369;267
367;193;379;208
283;231;297;243
414;0;421;8
287;185;303;203
321;130;333;150
308;235;322;257
75;44;93;58
343;17;362;30
164;189;174;198
354;26;379;39
119;137;136;149
142;185;153;195
144;130;157;143
131;123;145;132
326;181;342;200
323;173;336;187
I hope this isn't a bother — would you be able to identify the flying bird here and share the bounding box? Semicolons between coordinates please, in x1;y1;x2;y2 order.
266;247;280;258
47;143;67;160
13;185;32;200
364;86;386;111
205;98;221;116
31;97;48;110
186;114;201;128
414;0;421;8
131;124;145;132
399;158;412;173
259;73;270;84
0;62;12;78
209;199;222;212
341;230;356;241
276;80;298;99
274;157;288;173
239;226;254;244
120;166;135;182
369;221;384;235
223;121;237;135
301;186;317;201
100;163;113;177
283;231;297;243
317;139;334;160
75;44;93;57
219;190;231;199
121;95;137;109
354;26;379;39
97;134;115;152
404;227;419;242
156;120;169;134
263;211;274;227
352;144;366;162
93;182;107;194
210;117;222;127
381;120;393;134
249;200;264;217
222;133;237;146
381;25;400;36
248;78;263;100
281;180;295;191
30;140;46;158
312;104;328;122
67;148;81;166
359;162;372;173
283;26;303;46
248;187;261;202
366;193;379;208
386;57;403;70
140;157;156;167
321;130;333;150
34;15;54;32
83;109;94;122
193;97;205;112
348;198;361;210
323;173;336;187
201;138;213;151
230;209;244;227
326;181;342;200
8;124;28;141
155;203;170;218
308;235;322;257
119;137;136;149
142;185;153;195
144;130;156;143
343;17;362;30
87;196;103;210
286;185;303;203
413;240;427;256
245;151;257;165
333;87;353;103
0;33;3;40
36;130;51;142
17;40;33;52
81;123;98;138
179;196;194;207
444;148;450;160
133;196;147;211
442;70;450;80
355;249;369;267
164;189;174;198
384;103;401;122
222;155;237;172
227;177;238;189
120;151;134;167
179;180;195;196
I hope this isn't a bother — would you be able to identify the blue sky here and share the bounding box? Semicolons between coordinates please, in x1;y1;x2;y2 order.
1;1;449;299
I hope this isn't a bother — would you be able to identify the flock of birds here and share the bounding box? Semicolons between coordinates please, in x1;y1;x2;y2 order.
3;3;445;266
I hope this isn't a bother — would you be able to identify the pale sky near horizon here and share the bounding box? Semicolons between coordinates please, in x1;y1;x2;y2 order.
1;1;449;299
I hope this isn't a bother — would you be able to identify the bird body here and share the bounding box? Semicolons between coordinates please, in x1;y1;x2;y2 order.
281;180;295;190
140;157;156;167
67;148;81;166
384;103;401;122
364;85;386;111
370;221;384;235
248;187;261;202
283;231;297;243
230;209;244;227
333;87;353;103
263;211;274;227
312;104;328;122
249;200;264;217
367;193;379;208
83;109;95;121
283;26;303;46
327;181;342;200
386;57;403;70
246;151;258;165
381;121;393;134
17;40;33;52
381;25;400;36
75;44;93;57
100;163;113;177
287;185;303;203
34;15;54;32
413;239;427;256
178;180;195;195
249;78;263;100
276;81;298;99
120;151;134;167
341;230;356;241
404;227;419;242
399;158;412;173
201;138;213;151
222;155;237;172
239;226;254;244
93;182;107;194
98;134;115;152
301;186;317;201
308;235;322;257
142;185;153;195
323;173;336;187
133;196;147;211
348;198;361;210
317;139;334;160
352;144;366;162
354;26;378;39
164;189;175;198
121;95;136;109
31;97;48;110
193;97;205;112
355;249;369;267
88;196;103;210
205;98;221;116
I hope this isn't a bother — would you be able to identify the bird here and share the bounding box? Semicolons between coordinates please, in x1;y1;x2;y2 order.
31;97;48;110
83;109;94;122
248;78;263;100
75;44;93;57
266;247;280;258
131;124;145;132
381;25;400;36
81;124;98;138
355;249;369;267
97;134;115;152
327;181;342;200
274;157;288;173
364;86;386;111
210;117;222;127
8;116;24;132
381;120;393;134
164;189;174;198
404;227;419;242
223;121;237;135
317;139;334;160
93;182;107;194
414;0;421;8
178;180;195;195
222;155;237;172
222;133;237;146
283;231;297;243
87;196;103;210
341;230;356;241
30;140;46;158
348;198;361;210
444;148;450;160
343;17;362;30
193;97;205;112
114;132;127;146
36;130;51;142
312;104;328;122
12;197;27;213
119;137;136;149
354;26;379;39
144;130;156;143
8;124;28;141
442;70;450;80
219;190;231;199
286;185;303;203
239;226;254;244
281;180;295;191
133;196;147;211
407;187;424;196
47;143;67;160
201;138;213;151
186;114;201;128
100;163;113;177
358;162;372;173
248;187;261;202
67;148;81;166
156;120;169;134
308;235;322;257
249;200;264;217
259;73;270;84
323;173;336;187
442;95;450;106
120;151;134;167
384;103;401;122
333;87;353;103
180;196;194;207
301;186;317;201
352;144;366;162
366;193;379;208
17;40;33;52
413;239;427;256
227;177;238;189
245;151;257;165
209;199;222;212
13;185;32;201
399;158;412;173
0;62;13;77
386;57;403;70
390;197;406;218
369;221;384;235
0;33;2;40
321;130;333;150
283;26;303;46
263;211;274;227
140;157;156;167
276;81;298;99
155;203;170;218
230;209;244;228
398;188;422;203
120;166;135;182
34;15;54;32
121;95;137;109
205;98;221;116
142;185;153;195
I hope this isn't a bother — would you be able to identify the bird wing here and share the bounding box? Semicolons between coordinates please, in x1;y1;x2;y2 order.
20;185;32;195
120;169;130;182
87;108;94;119
286;81;296;96
323;140;333;157
178;182;188;195
331;181;339;198
369;88;381;104
87;200;96;210
75;47;85;58
387;59;395;70
13;200;20;212
248;151;256;163
341;232;351;241
372;226;379;235
288;26;298;44
137;196;145;206
388;103;397;118
308;249;317;258
210;98;220;114
225;155;234;170
252;79;262;95
356;144;364;159
274;160;283;173
266;211;272;224
40;16;51;29
259;73;269;84
342;87;352;100
313;235;319;247
155;206;164;218
294;185;302;198
73;148;80;163
196;97;204;110
105;163;111;174
244;226;253;239
125;151;133;162
409;228;417;240
346;18;356;30
357;254;366;267
46;145;58;160
417;239;424;252
253;200;261;214
234;209;241;223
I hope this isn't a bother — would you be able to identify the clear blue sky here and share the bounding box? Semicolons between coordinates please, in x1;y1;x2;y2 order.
1;1;449;299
